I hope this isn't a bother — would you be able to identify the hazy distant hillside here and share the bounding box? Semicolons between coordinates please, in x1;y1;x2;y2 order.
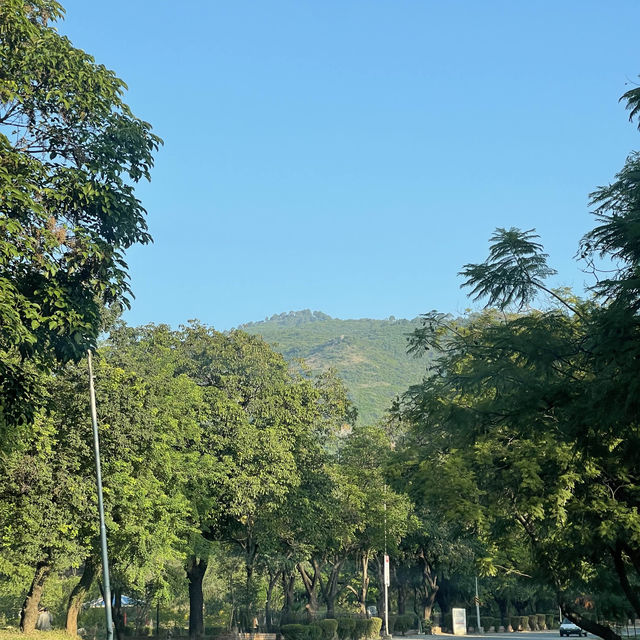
240;310;430;425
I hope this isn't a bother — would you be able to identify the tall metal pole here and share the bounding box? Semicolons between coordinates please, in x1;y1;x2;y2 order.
475;576;481;633
88;350;114;640
384;488;390;637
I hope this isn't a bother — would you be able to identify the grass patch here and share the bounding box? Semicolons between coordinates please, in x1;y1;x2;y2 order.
0;632;73;640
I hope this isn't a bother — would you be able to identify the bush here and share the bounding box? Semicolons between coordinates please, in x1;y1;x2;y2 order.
510;616;520;630
337;618;356;640
536;614;546;630
308;624;323;640
520;616;529;631
319;619;339;640
368;618;382;638
393;614;413;636
482;617;495;630
546;615;555;629
354;619;369;640
387;616;397;634
282;624;309;640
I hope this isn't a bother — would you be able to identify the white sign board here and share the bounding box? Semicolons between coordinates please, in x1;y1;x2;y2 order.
452;608;467;636
384;554;390;586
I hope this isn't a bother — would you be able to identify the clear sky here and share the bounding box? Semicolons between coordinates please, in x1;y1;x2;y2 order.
58;1;639;330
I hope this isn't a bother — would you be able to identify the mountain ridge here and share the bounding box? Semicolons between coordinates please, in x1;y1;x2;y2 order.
239;309;431;425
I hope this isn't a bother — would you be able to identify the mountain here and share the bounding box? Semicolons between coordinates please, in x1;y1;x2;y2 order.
239;310;431;425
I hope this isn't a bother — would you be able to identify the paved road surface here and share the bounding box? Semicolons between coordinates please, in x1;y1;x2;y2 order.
402;632;584;640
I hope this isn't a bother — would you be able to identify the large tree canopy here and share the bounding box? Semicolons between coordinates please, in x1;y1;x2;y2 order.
397;81;640;640
0;0;160;433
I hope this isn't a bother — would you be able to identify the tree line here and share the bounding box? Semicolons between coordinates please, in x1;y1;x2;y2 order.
2;2;640;639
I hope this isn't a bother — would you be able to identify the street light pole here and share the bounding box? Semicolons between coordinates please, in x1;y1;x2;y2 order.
475;577;481;633
384;488;390;638
88;350;114;640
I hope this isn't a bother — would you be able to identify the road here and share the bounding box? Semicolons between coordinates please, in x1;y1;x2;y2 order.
402;633;583;640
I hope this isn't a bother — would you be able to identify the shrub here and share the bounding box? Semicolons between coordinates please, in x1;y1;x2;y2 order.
388;616;397;634
319;619;339;640
308;624;323;640
337;618;356;640
368;618;382;638
354;619;369;640
282;624;309;640
536;614;546;630
393;615;413;636
510;616;520;630
482;617;495;630
520;616;529;631
546;615;555;629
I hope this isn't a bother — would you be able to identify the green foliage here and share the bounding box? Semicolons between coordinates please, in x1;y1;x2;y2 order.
308;624;323;640
367;618;382;638
0;0;160;434
510;617;520;630
546;614;555;629
281;624;309;640
481;617;495;630
353;618;369;640
318;619;338;640
337;617;356;640
389;614;413;635
459;227;556;311
241;311;430;424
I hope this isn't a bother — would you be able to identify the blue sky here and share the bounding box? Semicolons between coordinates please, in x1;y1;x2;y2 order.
59;1;639;330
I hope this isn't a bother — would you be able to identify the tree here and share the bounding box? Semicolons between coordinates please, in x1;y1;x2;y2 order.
338;425;413;616
397;80;640;640
0;344;198;634
0;0;160;435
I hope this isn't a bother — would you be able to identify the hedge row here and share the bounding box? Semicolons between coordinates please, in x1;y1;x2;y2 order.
388;614;417;635
282;618;382;640
442;613;557;632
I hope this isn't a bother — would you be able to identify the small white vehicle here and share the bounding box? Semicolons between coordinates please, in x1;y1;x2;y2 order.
559;618;587;637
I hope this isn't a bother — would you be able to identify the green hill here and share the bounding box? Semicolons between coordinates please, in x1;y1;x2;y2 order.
239;310;431;425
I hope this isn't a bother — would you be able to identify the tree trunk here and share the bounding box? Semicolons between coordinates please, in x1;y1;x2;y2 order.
397;582;406;615
373;555;385;622
265;570;280;632
320;555;346;618
66;557;98;635
243;534;259;632
20;560;50;633
562;603;621;640
494;595;508;625
612;542;640;619
281;571;296;622
435;580;451;618
359;552;370;615
113;588;125;640
417;550;438;621
187;556;208;640
391;565;407;615
297;559;321;618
